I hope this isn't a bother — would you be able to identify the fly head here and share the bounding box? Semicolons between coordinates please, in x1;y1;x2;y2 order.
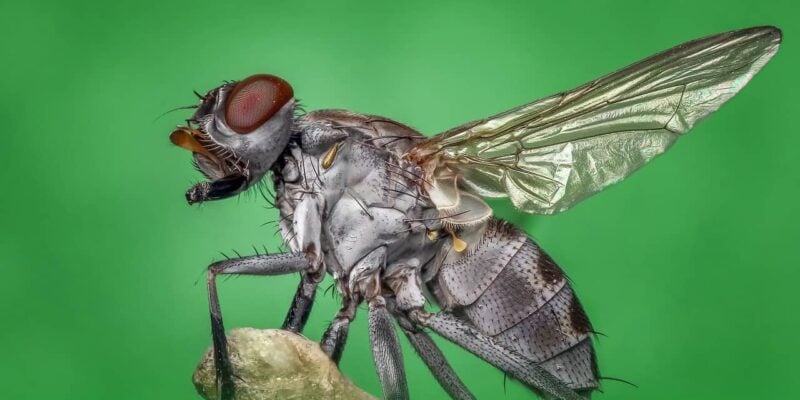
169;74;296;204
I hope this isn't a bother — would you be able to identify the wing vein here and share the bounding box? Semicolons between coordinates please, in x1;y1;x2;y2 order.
409;27;780;215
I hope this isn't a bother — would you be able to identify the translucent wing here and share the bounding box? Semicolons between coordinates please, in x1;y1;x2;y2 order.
407;26;781;215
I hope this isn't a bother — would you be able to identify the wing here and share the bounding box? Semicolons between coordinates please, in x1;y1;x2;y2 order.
407;26;782;215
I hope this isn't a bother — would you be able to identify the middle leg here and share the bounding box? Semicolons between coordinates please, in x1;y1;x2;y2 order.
349;246;409;400
368;295;409;400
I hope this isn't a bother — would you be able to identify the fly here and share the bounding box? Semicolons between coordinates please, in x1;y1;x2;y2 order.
169;26;782;400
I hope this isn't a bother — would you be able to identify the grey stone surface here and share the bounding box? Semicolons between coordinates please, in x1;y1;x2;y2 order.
193;328;376;400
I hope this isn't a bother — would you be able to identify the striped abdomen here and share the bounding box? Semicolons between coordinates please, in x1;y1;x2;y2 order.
430;219;599;393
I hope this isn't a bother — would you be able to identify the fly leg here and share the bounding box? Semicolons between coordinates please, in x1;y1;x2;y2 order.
349;247;409;400
320;292;360;363
283;187;326;333
207;252;309;400
281;269;323;332
390;306;476;400
384;266;475;400
368;295;409;400
407;310;585;400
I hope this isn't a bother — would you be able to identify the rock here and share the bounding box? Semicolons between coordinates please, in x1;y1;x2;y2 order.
193;328;376;400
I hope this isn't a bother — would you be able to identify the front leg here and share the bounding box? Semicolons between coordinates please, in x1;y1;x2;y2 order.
206;253;309;400
320;292;360;364
282;189;326;333
281;269;323;332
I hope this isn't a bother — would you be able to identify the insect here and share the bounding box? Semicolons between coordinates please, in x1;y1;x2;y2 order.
169;26;781;400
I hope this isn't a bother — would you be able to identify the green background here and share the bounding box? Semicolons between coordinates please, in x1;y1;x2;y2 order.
2;0;798;399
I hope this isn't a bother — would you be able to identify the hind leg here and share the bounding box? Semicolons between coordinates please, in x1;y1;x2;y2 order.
407;309;585;400
391;307;475;400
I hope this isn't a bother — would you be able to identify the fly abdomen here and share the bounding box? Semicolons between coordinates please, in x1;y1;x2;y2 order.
432;220;599;393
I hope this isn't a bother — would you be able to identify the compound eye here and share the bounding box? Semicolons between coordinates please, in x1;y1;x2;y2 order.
224;74;293;134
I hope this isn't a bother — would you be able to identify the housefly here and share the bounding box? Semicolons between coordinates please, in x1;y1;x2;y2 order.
169;26;781;399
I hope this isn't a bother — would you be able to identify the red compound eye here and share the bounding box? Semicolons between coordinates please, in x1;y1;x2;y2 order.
224;74;293;134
